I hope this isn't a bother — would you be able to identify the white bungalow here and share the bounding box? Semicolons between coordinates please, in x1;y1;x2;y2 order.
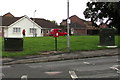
0;13;58;38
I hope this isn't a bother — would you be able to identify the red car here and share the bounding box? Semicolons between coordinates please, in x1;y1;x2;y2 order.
49;29;67;37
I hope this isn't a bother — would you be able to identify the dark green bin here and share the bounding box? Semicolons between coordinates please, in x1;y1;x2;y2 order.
4;37;23;51
99;28;115;46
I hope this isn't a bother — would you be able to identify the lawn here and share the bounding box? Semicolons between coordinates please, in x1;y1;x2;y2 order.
1;36;119;57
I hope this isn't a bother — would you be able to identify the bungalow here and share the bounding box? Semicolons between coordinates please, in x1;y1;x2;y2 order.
60;15;99;35
0;13;58;37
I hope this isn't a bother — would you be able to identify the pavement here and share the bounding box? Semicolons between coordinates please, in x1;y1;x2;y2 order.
2;48;119;65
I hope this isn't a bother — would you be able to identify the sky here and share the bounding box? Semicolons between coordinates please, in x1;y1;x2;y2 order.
0;0;90;24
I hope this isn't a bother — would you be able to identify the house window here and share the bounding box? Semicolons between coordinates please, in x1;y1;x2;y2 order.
13;28;21;33
30;28;37;34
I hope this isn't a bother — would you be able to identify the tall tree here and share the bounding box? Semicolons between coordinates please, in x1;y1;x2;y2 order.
83;2;120;33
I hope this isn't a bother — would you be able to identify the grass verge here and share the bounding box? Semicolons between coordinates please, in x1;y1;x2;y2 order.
1;36;119;57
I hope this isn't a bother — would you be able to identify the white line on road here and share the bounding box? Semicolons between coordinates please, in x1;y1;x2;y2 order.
21;75;28;80
110;65;120;73
45;71;62;75
0;73;5;77
69;71;78;80
83;61;95;65
83;62;90;65
28;65;42;68
117;71;120;74
0;66;11;68
110;67;119;70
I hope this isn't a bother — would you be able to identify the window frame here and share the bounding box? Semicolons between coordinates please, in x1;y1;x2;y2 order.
13;27;21;33
30;28;37;34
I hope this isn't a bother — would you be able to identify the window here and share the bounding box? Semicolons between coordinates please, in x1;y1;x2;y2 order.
30;28;37;34
13;28;21;33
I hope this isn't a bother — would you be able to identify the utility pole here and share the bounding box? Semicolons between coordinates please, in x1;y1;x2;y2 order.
33;10;36;37
67;0;70;52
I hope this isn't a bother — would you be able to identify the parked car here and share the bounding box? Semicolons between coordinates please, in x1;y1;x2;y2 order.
49;29;67;37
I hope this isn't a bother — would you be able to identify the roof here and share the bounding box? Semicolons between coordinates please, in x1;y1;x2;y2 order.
69;15;86;27
61;15;85;26
3;12;14;17
1;13;58;28
1;16;21;26
60;15;94;29
31;18;58;29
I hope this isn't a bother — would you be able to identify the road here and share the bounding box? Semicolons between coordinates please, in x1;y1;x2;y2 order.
1;56;119;80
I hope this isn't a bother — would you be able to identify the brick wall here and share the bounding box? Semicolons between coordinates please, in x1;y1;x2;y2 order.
74;29;87;35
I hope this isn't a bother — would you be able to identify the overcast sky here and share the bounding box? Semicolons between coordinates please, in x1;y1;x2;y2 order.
0;0;90;24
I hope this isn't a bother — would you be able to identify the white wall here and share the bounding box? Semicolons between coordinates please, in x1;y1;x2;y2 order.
5;17;43;38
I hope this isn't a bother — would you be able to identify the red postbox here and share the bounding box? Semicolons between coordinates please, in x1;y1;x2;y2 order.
49;29;67;51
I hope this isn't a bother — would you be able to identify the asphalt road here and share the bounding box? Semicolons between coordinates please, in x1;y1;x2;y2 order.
1;56;120;80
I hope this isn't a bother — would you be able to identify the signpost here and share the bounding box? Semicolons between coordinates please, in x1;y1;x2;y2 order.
55;36;58;51
50;29;67;51
54;32;59;51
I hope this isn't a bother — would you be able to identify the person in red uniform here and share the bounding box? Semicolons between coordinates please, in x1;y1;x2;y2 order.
22;29;26;37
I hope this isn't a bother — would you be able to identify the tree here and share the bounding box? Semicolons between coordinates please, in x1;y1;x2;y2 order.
50;20;58;25
83;2;120;33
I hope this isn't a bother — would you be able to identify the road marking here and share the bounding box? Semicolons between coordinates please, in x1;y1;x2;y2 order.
0;73;5;77
83;62;90;65
0;66;11;68
110;67;119;70
69;71;78;80
117;71;120;74
45;71;62;75
83;61;95;65
110;65;120;73
21;75;28;80
28;65;42;68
